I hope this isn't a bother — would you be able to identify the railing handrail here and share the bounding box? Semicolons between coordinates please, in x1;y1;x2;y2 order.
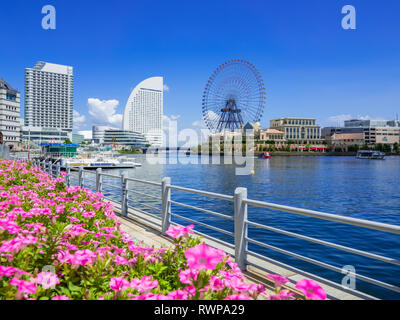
244;198;400;235
31;159;400;299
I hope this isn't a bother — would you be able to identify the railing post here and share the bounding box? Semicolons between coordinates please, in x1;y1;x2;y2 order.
121;172;128;216
56;162;60;177
161;177;171;234
78;167;84;188
48;162;53;177
41;160;45;172
234;187;248;271
65;163;70;186
96;168;102;193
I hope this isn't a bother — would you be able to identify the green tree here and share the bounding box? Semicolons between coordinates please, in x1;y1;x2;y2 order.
382;144;391;153
375;143;384;152
393;142;399;153
64;138;72;144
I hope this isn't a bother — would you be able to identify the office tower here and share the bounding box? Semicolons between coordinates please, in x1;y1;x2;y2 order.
24;62;73;139
0;78;21;149
122;77;163;147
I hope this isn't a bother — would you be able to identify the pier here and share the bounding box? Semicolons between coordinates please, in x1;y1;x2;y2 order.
33;159;400;300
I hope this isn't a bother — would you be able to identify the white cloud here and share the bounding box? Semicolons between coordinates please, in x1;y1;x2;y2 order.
163;84;170;92
77;130;92;139
170;114;180;120
327;114;353;126
325;114;385;127
87;98;123;127
73;110;86;129
204;110;220;123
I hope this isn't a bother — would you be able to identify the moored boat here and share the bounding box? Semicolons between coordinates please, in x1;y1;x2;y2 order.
356;150;385;160
258;152;271;159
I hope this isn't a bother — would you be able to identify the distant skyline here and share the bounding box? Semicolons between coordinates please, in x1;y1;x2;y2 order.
1;0;399;138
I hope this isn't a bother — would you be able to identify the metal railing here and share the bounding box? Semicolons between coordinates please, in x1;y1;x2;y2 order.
31;159;400;299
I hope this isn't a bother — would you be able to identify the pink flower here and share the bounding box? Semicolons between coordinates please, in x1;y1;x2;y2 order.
267;290;296;300
0;265;15;278
166;290;189;300
267;274;289;288
10;277;37;295
165;224;194;239
184;244;226;270
52;295;70;300
82;211;95;219
179;268;198;284
35;272;60;289
295;279;327;300
114;255;128;265
109;277;130;292
130;276;158;293
224;294;253;300
65;249;97;266
128;293;168;300
209;275;225;291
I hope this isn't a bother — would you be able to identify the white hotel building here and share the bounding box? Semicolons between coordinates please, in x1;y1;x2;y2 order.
0;78;21;149
23;62;73;142
122;77;163;147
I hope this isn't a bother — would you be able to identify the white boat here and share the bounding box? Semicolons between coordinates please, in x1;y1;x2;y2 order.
356;150;385;160
60;155;141;169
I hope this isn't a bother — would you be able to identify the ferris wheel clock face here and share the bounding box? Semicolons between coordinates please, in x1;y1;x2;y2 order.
202;59;266;133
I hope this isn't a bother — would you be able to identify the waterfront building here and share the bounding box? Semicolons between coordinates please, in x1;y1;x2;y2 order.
337;119;400;145
21;126;69;143
241;122;261;137
259;129;286;144
92;125;118;144
24;61;73;140
327;133;365;151
72;133;85;144
41;142;79;158
122;77;163;147
103;129;149;148
344;119;400;128
0;78;21;149
321;127;363;139
270;117;322;144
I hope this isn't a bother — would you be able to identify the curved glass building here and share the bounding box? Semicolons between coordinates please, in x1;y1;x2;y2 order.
103;129;148;148
122;77;163;147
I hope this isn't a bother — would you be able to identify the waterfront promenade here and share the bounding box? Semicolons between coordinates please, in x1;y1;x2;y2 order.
32;158;400;299
111;198;366;300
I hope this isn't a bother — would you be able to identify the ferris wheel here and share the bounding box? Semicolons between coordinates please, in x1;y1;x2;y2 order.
202;59;266;133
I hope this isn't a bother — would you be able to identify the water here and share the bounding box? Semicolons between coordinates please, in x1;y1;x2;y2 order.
73;154;400;299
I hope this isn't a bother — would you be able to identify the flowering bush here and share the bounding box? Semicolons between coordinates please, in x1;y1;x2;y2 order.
0;159;326;300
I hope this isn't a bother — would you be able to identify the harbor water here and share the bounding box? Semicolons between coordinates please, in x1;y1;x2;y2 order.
72;154;400;299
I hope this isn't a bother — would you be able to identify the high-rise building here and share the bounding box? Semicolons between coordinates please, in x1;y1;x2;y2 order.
24;62;73;140
0;78;21;149
122;77;163;147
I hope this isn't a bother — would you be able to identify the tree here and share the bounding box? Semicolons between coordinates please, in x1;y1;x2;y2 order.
382;144;391;153
64;138;72;144
375;143;384;152
393;142;399;153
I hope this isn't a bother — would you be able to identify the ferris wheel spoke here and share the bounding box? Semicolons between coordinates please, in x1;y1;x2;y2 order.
202;60;266;132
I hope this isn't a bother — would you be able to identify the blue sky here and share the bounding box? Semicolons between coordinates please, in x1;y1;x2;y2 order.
1;0;399;137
